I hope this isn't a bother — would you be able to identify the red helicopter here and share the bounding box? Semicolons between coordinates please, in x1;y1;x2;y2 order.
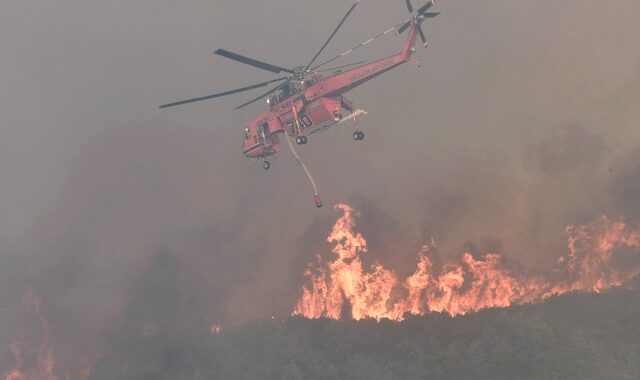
160;0;440;207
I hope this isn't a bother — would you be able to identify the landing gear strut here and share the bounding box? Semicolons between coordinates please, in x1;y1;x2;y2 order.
262;160;271;170
296;136;308;145
353;131;365;141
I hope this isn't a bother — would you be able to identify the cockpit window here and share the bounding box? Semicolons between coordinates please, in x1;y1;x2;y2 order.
257;122;269;145
268;77;318;107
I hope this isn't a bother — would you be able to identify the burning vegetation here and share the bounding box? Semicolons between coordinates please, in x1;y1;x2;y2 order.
2;291;99;380
3;291;57;380
3;203;640;379
295;204;640;320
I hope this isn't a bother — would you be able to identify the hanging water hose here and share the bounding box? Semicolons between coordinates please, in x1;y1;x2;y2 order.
283;132;323;208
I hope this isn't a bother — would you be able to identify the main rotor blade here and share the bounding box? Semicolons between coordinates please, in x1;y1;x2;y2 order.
312;22;402;71
418;1;434;15
405;0;414;13
235;81;290;110
159;77;288;109
215;49;294;74
304;1;359;72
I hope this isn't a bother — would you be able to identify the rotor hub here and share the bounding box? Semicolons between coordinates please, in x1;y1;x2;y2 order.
292;66;307;80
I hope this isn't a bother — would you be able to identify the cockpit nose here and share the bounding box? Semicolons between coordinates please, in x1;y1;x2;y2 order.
241;119;281;159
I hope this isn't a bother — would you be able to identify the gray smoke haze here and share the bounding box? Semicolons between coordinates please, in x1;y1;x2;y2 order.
1;0;640;377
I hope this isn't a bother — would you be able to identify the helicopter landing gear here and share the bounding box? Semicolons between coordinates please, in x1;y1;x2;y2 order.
296;136;308;145
351;109;364;141
262;160;271;170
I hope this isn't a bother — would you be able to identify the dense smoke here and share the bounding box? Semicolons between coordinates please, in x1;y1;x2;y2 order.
1;0;640;378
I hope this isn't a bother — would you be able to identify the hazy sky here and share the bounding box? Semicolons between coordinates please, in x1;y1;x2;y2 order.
2;0;638;238
1;2;639;372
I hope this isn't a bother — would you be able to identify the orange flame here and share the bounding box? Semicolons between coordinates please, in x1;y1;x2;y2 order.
3;291;100;380
210;324;222;334
294;204;640;320
3;291;58;380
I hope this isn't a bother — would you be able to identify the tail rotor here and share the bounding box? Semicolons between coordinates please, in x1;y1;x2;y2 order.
398;0;440;47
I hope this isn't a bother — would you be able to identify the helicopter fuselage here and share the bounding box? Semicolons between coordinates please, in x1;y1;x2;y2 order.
241;20;419;159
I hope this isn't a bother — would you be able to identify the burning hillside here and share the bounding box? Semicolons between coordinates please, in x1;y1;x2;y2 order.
3;291;57;380
5;204;640;380
295;204;640;320
2;291;99;380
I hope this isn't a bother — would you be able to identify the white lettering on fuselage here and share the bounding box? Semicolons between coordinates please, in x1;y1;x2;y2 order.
349;59;396;83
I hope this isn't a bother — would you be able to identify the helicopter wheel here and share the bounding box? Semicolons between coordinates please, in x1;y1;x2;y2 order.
353;131;365;141
296;136;308;145
262;160;271;170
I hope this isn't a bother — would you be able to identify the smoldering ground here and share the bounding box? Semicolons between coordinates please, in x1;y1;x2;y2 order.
1;0;640;378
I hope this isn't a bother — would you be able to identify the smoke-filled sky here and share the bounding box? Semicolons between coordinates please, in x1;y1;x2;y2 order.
1;0;640;375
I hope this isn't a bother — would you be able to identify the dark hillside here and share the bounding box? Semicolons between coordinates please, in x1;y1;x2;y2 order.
93;285;640;380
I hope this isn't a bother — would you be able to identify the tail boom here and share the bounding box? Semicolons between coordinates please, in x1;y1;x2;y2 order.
308;21;420;98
